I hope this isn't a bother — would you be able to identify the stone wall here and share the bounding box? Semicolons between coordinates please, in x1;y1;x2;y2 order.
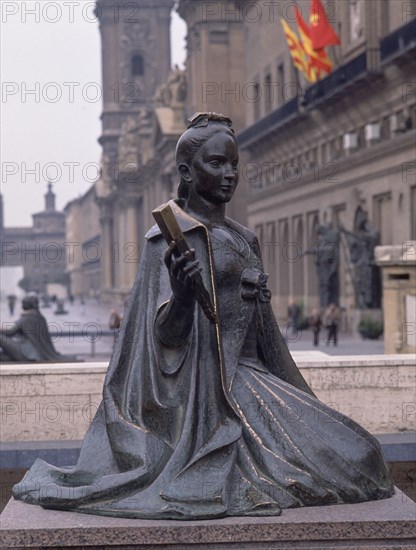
0;355;415;442
0;364;106;442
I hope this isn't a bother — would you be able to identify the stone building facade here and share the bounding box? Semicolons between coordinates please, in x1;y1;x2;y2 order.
64;185;101;298
234;0;416;322
0;184;67;295
73;0;415;319
233;0;416;322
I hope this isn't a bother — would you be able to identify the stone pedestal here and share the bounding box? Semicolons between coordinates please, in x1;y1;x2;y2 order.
375;243;416;354
1;490;415;549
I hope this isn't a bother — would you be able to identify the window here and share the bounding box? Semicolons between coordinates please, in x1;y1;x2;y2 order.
409;104;416;129
321;142;328;163
411;186;416;240
329;138;339;160
349;0;364;42
131;55;144;76
277;63;285;104
292;216;304;298
209;30;228;44
357;126;366;148
253;82;261;121
373;193;392;245
264;73;273;113
278;219;289;297
381;115;390;140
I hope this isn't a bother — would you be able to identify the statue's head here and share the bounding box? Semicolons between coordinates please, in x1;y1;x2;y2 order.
22;293;39;311
175;112;238;203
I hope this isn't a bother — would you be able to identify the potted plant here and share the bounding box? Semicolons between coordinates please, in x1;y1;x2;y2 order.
357;315;383;339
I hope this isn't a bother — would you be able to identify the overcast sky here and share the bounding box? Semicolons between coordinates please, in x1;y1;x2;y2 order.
1;1;187;227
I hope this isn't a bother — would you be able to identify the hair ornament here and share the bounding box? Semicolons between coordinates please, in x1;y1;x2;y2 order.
187;112;234;132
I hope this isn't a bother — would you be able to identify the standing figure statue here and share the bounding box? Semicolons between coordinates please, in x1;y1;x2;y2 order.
316;223;340;307
13;113;393;519
304;223;340;307
0;294;77;362
342;210;381;309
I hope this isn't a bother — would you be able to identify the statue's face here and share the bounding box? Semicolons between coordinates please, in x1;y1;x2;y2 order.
189;131;239;204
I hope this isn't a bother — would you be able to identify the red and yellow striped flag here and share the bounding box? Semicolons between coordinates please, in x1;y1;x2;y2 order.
280;17;315;83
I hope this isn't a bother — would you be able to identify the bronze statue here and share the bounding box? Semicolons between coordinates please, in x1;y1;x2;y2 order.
342;209;381;309
0;294;77;363
13;113;393;519
304;223;340;307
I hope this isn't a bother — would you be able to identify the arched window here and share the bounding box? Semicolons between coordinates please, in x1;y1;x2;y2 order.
131;55;144;76
293;217;304;299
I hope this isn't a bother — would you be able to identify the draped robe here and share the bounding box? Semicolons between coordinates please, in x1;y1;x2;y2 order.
13;200;393;519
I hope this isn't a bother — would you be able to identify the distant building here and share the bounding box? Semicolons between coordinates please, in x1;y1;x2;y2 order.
64;185;101;299
0;184;67;295
232;0;416;321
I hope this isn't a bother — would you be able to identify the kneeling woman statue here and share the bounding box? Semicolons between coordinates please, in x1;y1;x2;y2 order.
13;113;393;519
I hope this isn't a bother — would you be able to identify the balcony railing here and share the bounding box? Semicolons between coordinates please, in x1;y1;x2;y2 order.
302;53;368;109
380;18;416;63
238;98;298;148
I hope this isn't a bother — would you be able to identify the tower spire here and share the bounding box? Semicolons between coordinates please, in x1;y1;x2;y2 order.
45;182;56;211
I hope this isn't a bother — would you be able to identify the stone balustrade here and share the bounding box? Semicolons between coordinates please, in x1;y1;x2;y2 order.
0;354;415;442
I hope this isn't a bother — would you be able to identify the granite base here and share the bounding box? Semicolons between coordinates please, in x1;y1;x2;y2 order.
0;489;415;549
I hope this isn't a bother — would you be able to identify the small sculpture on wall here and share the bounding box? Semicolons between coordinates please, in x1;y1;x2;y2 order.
304;222;340;307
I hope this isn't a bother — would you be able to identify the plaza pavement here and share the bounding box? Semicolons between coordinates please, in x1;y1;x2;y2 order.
0;296;385;362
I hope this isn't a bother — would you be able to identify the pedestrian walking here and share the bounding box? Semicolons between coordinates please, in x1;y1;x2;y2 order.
309;308;322;346
287;300;300;335
324;303;340;346
109;308;122;347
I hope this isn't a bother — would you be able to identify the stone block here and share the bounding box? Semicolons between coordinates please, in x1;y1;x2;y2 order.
0;490;414;549
0;395;101;442
44;374;105;396
0;375;46;397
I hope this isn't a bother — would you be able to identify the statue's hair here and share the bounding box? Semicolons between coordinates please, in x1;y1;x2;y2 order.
187;112;233;130
176;112;236;200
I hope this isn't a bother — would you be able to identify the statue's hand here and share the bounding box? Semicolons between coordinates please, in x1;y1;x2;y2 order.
164;242;201;306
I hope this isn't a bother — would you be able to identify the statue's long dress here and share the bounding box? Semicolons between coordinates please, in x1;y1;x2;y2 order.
13;201;393;519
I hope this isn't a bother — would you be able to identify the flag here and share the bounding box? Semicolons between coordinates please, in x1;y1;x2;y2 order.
295;6;333;77
279;17;315;82
310;0;340;51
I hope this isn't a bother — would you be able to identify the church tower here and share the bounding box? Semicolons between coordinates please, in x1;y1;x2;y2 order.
96;0;174;173
44;182;56;212
95;0;174;303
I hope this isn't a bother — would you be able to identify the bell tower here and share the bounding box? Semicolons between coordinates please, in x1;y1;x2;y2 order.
96;0;174;171
95;0;174;303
